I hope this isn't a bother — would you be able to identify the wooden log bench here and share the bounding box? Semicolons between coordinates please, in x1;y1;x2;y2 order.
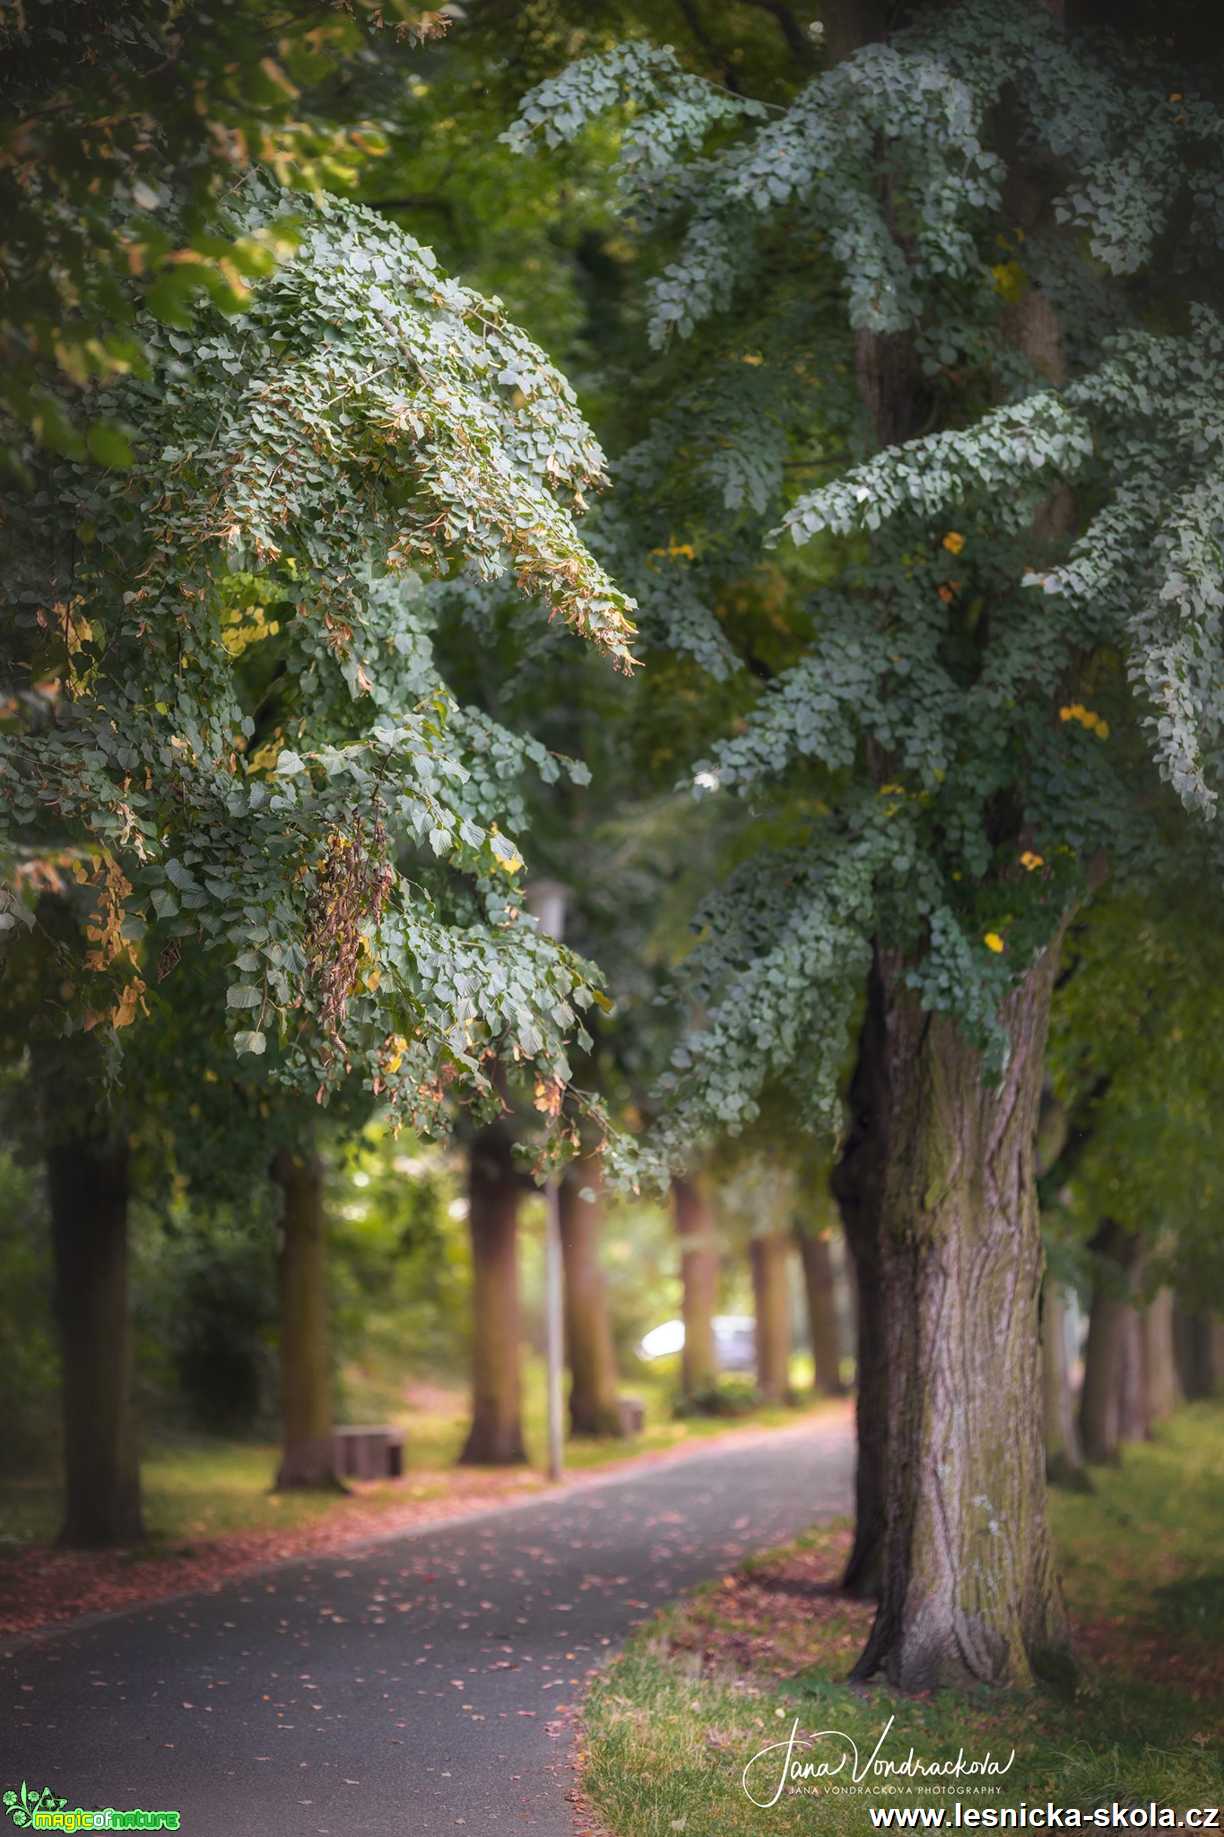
333;1425;405;1481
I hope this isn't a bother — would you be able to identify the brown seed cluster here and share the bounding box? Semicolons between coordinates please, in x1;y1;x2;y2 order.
304;815;394;1070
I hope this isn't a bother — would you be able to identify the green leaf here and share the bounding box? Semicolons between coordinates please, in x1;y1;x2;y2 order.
85;422;135;468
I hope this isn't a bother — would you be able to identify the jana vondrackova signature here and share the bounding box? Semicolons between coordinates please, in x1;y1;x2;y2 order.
742;1714;1017;1808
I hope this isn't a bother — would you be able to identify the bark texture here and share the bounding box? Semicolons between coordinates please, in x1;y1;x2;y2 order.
796;1227;847;1396
273;1147;343;1491
1042;1281;1085;1485
559;1155;624;1437
852;942;1073;1691
48;1135;144;1547
672;1173;719;1402
460;1123;528;1464
830;951;890;1599
1078;1220;1140;1465
750;1230;793;1404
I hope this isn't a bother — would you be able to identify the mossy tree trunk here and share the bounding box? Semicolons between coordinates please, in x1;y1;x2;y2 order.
831;951;890;1599
273;1146;343;1491
560;1154;624;1438
851;941;1073;1691
796;1227;846;1397
1079;1219;1140;1466
750;1230;793;1405
1042;1281;1084;1485
460;1123;527;1464
48;1134;144;1548
672;1173;719;1402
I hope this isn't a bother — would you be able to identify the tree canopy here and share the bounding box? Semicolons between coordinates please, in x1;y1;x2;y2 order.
506;0;1224;1164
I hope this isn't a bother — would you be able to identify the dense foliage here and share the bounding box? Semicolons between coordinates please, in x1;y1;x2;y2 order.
509;0;1224;1161
0;0;453;468
3;174;636;1133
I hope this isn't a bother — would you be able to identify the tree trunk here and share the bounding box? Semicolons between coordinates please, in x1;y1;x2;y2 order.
1116;1304;1149;1445
672;1173;719;1402
1042;1280;1085;1486
460;1124;527;1464
273;1147;343;1491
750;1231;793;1404
1079;1220;1140;1466
1142;1288;1180;1428
47;1134;144;1547
1210;1318;1224;1396
830;951;890;1599
560;1154;624;1437
851;940;1073;1692
796;1228;846;1396
1173;1307;1220;1398
819;0;923;1608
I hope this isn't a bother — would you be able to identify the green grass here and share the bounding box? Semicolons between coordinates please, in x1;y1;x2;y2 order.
0;1442;430;1551
1050;1404;1224;1641
581;1404;1224;1837
342;1347;829;1470
0;1352;835;1549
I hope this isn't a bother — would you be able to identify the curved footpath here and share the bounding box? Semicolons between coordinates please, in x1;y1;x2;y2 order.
3;1413;853;1837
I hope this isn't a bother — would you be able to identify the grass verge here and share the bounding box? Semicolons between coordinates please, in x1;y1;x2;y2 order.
580;1404;1224;1836
0;1354;834;1549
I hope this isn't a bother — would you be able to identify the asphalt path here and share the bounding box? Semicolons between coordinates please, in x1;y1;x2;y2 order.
3;1412;853;1837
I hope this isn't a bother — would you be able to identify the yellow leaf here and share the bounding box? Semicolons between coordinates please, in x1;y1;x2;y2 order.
942;531;966;555
1059;704;1109;738
990;259;1027;304
533;1076;564;1119
984;932;1005;954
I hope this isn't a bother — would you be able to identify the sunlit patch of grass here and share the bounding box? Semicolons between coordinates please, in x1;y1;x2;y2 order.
581;1404;1224;1837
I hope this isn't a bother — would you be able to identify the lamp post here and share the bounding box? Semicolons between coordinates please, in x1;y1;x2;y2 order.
523;879;569;1483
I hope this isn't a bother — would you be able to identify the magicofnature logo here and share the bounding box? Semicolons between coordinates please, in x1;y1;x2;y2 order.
3;1783;181;1830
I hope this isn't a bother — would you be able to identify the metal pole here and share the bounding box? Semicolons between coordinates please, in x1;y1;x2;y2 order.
524;880;569;1484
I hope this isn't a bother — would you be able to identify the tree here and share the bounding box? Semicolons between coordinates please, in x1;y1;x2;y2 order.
11;899;151;1546
1034;1090;1089;1486
796;1229;845;1398
1078;1220;1142;1465
459;1119;528;1464
560;1151;625;1437
792;1158;847;1399
670;1174;720;1403
510;0;1224;1687
1044;892;1224;1461
0;0;453;469
719;1155;796;1405
3;25;641;1533
46;1121;144;1546
749;1229;793;1405
272;1143;342;1490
